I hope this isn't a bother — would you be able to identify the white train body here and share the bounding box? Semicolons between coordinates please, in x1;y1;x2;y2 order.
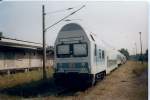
54;23;126;85
106;50;118;74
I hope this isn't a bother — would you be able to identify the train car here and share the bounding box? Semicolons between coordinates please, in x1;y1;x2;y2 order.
53;23;123;86
106;49;119;74
116;51;123;65
121;54;127;64
116;52;127;65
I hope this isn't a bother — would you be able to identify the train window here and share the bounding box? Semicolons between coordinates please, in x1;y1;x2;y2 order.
95;44;97;56
102;50;105;59
99;49;101;59
57;45;70;55
73;43;87;57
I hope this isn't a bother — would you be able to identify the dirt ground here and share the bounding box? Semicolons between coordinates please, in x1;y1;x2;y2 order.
41;61;148;100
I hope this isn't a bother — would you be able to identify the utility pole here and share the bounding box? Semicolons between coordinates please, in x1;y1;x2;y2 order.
42;5;47;79
139;32;143;64
0;32;2;40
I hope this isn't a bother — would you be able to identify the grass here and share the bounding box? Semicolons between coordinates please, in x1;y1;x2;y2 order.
132;62;148;100
0;68;54;89
132;62;148;77
0;61;148;100
0;68;54;99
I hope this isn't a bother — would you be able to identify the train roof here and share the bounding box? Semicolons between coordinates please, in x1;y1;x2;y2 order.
58;22;106;49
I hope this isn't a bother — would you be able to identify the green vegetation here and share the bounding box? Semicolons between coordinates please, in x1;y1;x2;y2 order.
119;48;129;59
0;61;147;100
0;68;54;89
132;62;148;77
0;68;54;99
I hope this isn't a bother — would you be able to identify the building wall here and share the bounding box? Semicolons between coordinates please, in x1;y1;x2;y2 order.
46;56;54;67
4;51;15;68
0;52;4;69
0;50;53;70
30;51;42;67
15;52;30;68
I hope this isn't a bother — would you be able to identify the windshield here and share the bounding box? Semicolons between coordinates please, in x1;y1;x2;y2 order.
56;43;88;58
57;45;70;55
73;44;87;57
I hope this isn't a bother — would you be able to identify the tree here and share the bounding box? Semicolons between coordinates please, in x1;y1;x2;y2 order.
119;48;130;59
143;49;148;61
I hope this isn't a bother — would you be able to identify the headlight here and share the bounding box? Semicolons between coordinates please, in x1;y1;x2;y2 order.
80;68;88;73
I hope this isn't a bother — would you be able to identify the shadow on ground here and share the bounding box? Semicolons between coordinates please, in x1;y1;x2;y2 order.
0;77;88;98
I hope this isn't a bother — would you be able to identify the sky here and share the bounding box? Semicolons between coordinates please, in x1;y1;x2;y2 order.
0;1;148;55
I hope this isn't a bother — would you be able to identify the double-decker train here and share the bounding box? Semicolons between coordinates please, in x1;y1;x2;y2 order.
53;23;126;86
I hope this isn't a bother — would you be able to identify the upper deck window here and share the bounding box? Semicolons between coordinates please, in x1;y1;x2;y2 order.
102;50;105;59
94;44;97;56
99;49;102;59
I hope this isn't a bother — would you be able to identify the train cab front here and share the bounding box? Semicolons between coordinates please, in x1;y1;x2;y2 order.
53;56;93;85
53;23;94;86
53;42;93;86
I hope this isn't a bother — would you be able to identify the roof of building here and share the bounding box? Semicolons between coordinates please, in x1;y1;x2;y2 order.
0;37;42;50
